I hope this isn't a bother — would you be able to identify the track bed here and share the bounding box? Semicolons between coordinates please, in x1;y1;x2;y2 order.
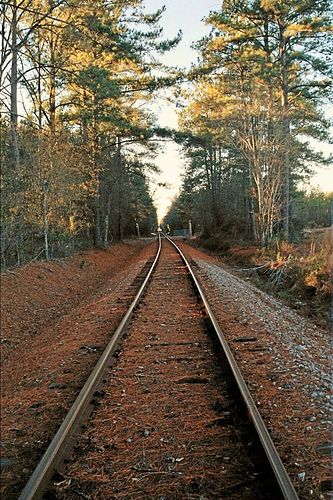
53;239;280;499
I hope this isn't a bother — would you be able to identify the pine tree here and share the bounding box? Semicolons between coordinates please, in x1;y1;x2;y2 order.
177;0;332;245
0;0;176;265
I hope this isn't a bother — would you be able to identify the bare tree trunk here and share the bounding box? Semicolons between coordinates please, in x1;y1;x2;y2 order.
279;23;290;242
104;214;109;246
247;159;258;242
95;202;102;246
49;34;56;135
43;27;57;259
10;0;19;172
42;183;50;260
104;192;112;246
36;30;50;259
10;0;22;266
92;107;103;247
37;31;43;130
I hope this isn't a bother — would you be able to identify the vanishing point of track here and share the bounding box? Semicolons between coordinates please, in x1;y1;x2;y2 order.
19;235;299;499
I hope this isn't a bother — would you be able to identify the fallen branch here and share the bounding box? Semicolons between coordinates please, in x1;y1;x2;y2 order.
30;247;46;263
3;270;22;276
235;263;270;272
268;254;292;285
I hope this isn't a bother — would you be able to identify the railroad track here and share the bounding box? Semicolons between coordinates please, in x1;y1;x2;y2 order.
19;235;299;499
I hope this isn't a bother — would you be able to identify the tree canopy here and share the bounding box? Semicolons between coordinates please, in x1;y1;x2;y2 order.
164;0;332;246
1;0;332;267
1;0;181;267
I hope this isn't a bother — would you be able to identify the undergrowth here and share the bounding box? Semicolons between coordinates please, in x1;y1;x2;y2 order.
190;227;332;331
264;233;331;296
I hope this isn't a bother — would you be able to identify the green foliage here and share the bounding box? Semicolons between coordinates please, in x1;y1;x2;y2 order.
293;188;332;230
173;0;332;247
0;0;176;267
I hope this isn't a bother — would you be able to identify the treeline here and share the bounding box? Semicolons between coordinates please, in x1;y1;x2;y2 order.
165;186;332;240
164;0;332;246
1;1;332;268
0;0;180;268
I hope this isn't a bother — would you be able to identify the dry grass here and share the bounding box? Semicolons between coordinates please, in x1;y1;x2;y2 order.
202;227;332;331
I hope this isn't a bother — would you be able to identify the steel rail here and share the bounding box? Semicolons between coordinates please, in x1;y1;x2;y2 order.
18;235;162;500
165;235;299;500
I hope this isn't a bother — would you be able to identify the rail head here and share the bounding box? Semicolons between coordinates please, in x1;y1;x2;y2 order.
164;234;299;500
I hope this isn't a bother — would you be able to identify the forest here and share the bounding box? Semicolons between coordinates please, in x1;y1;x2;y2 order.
1;0;332;269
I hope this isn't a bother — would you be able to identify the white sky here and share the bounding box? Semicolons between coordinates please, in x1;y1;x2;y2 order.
144;0;219;221
144;0;333;222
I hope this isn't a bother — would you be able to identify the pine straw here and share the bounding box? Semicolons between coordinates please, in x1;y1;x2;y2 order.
58;361;263;499
3;239;330;499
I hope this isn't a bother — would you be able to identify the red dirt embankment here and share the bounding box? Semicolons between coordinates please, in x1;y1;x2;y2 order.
1;240;151;358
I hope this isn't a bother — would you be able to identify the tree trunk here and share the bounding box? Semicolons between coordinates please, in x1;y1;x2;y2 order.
95;203;102;247
104;192;112;245
37;33;43;129
93;108;103;247
10;0;23;266
10;0;19;172
248;160;258;243
42;184;50;260
49;26;56;135
279;23;290;242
